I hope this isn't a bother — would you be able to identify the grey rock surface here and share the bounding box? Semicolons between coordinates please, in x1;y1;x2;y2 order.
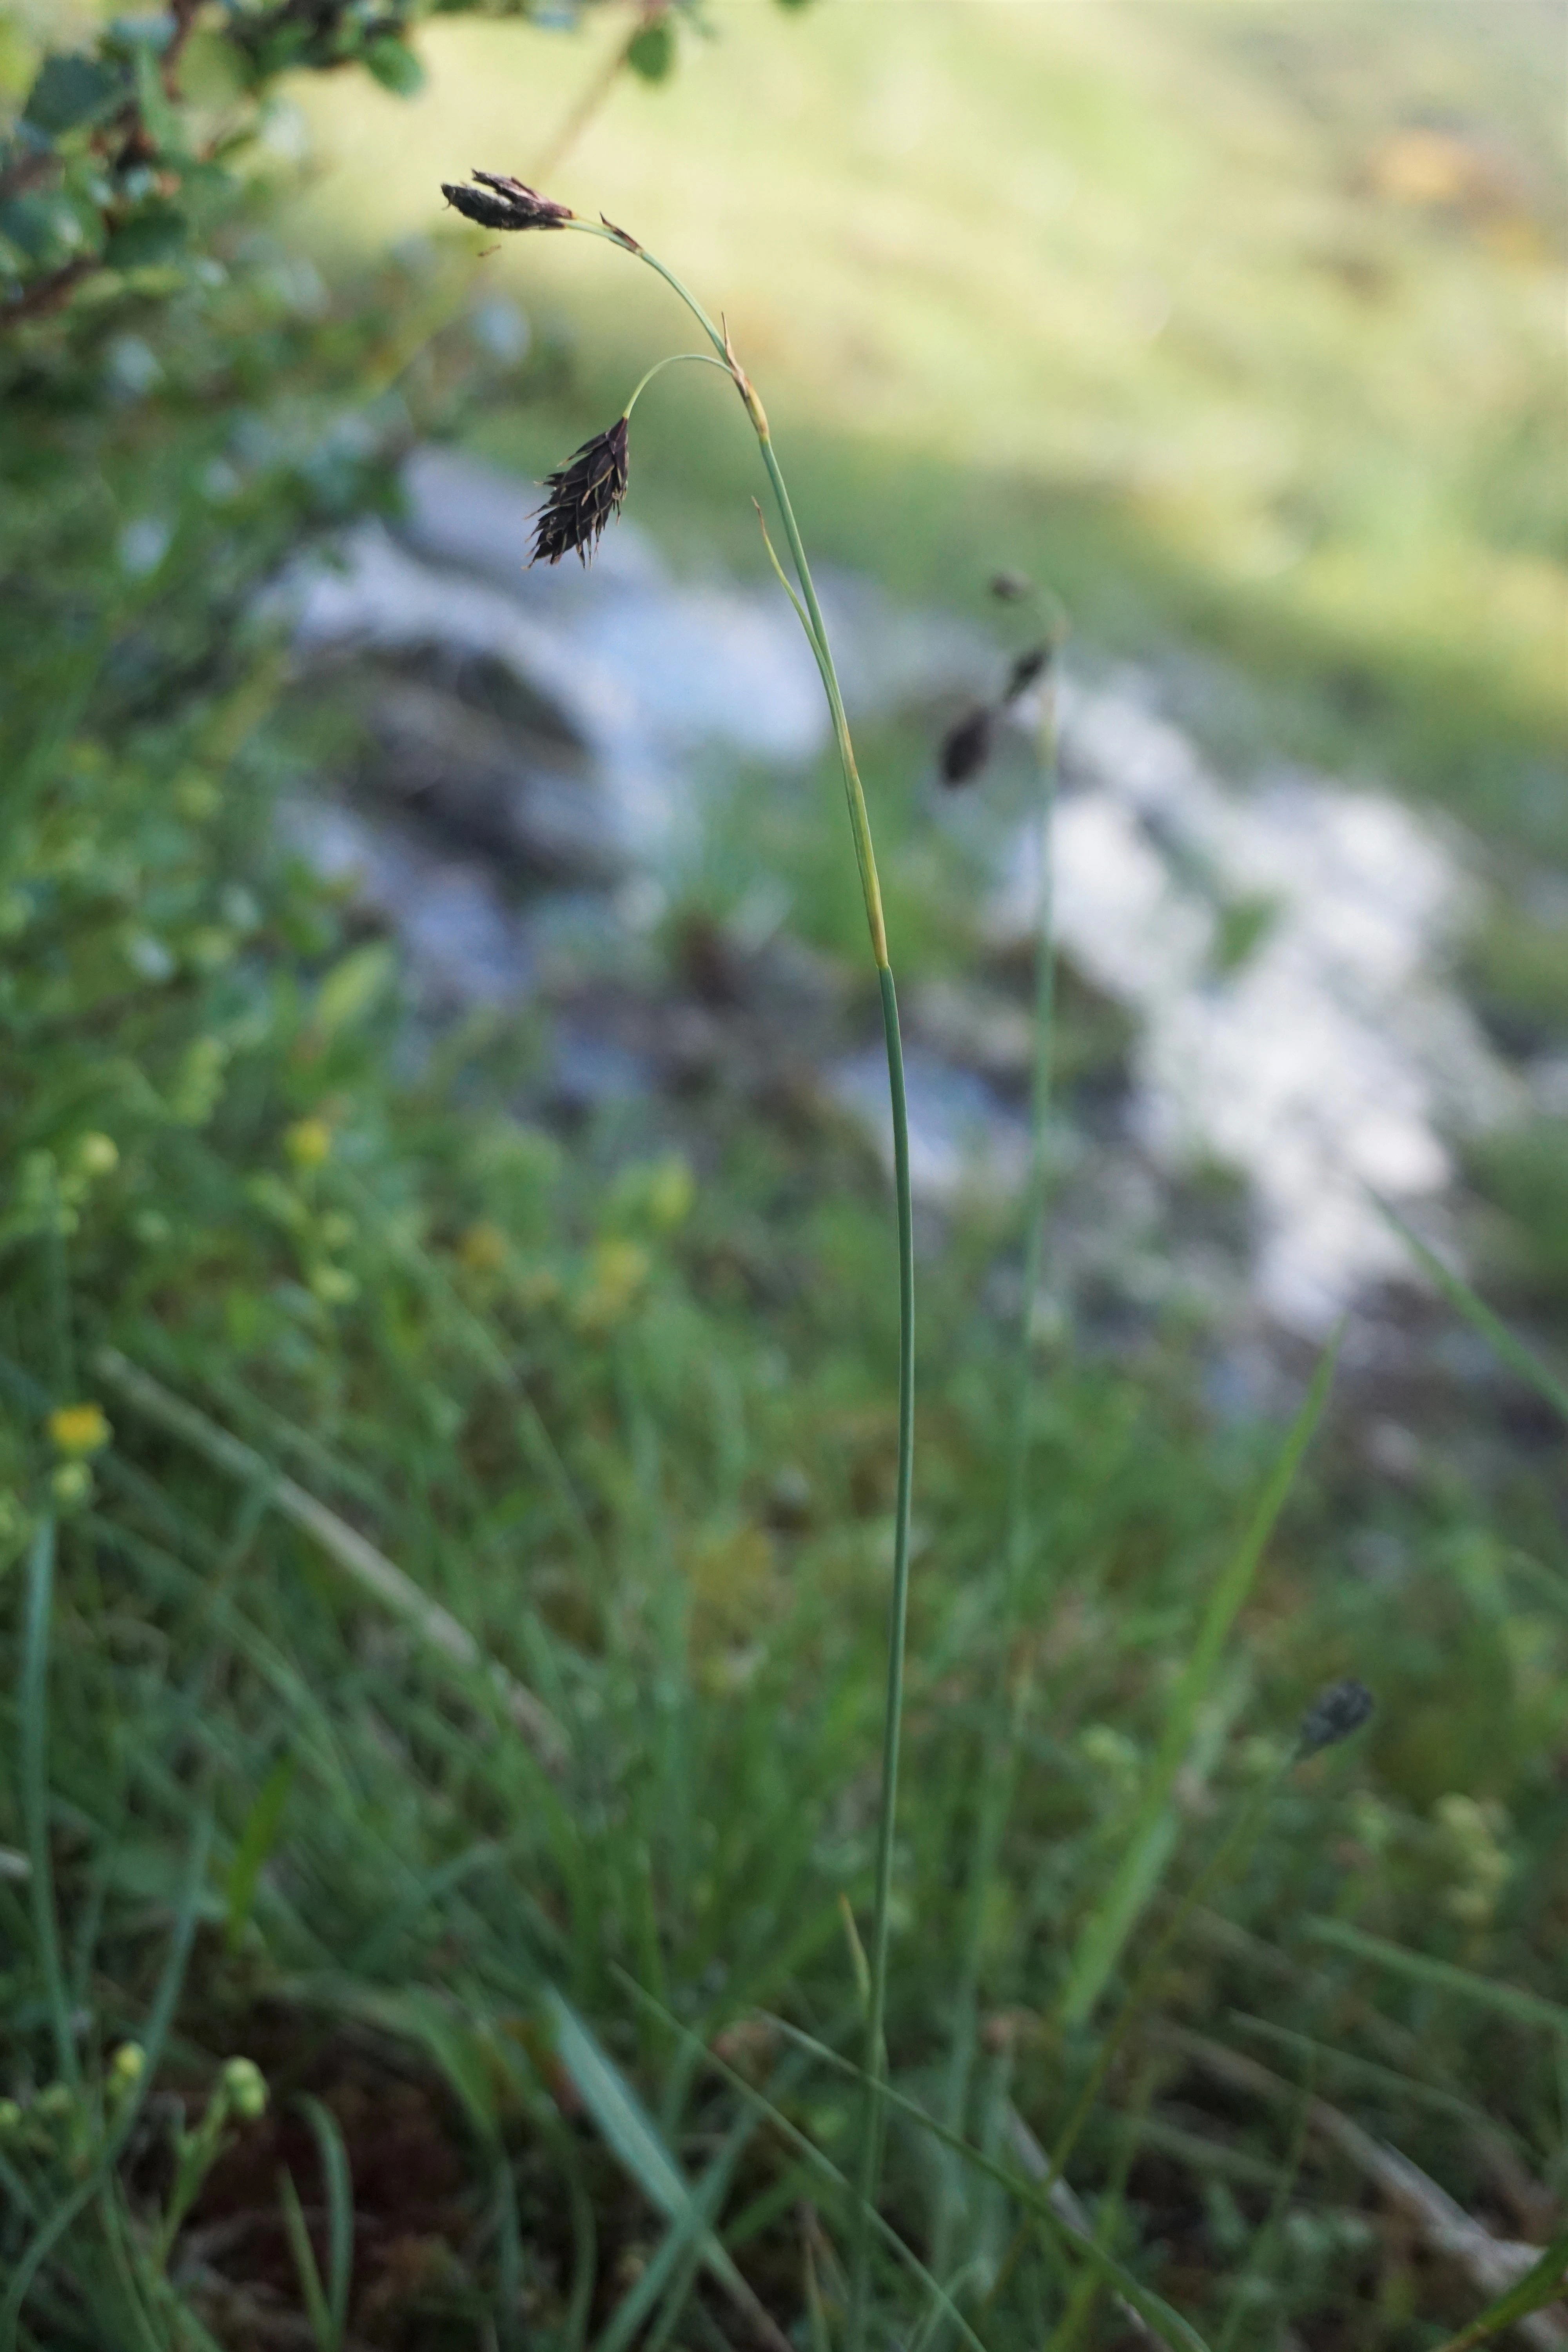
279;445;1535;1341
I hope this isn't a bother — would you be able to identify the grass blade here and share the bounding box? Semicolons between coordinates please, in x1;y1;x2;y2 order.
297;2096;354;2341
1;1807;213;2348
1376;1196;1568;1424
593;2107;755;2352
1304;1919;1568;2041
764;2013;1210;2352
19;1519;76;2092
543;1987;790;2349
225;1753;296;1953
1060;1339;1338;2027
279;2164;337;2350
613;1978;995;2352
95;1347;566;1769
1430;2225;1568;2352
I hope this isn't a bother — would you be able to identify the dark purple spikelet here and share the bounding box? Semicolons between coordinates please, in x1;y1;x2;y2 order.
938;704;995;789
1004;643;1053;703
441;170;574;232
528;417;630;567
1296;1677;1374;1758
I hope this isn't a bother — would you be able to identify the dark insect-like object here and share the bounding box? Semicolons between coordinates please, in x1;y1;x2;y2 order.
939;640;1053;789
529;417;630;566
1296;1677;1375;1758
938;705;995;788
1005;643;1053;701
441;169;574;232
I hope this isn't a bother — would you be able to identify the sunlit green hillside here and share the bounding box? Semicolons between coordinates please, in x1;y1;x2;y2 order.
289;0;1568;846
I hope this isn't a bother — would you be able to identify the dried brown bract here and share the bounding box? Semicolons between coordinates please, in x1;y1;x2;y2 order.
441;170;574;232
529;417;630;566
938;705;995;789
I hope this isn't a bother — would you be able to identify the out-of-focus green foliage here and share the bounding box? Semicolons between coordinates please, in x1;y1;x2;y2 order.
0;0;768;327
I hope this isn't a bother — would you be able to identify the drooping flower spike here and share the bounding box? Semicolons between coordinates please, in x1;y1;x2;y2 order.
938;641;1053;789
440;169;574;232
528;417;630;566
938;704;996;787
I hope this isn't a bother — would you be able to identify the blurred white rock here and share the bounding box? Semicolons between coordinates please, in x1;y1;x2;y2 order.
284;447;989;873
991;671;1521;1332
279;448;1530;1338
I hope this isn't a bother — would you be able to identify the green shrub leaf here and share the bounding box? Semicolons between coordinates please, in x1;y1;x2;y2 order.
24;51;125;134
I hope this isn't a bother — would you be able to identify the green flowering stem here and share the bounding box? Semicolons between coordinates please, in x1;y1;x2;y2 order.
621;349;733;419
935;616;1063;2278
562;213;913;2327
151;2057;269;2272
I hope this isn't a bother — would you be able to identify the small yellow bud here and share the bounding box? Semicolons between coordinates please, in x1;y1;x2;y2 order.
51;1462;93;1510
110;2042;145;2088
283;1118;332;1169
47;1403;111;1458
75;1133;119;1178
221;2056;268;2121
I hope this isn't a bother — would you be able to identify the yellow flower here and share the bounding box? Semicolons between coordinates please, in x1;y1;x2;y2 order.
74;1133;119;1178
283;1118;332;1169
47;1403;111;1457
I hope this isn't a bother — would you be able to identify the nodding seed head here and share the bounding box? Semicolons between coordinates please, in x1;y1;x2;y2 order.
528;416;630;567
1004;643;1053;703
938;705;995;789
441;170;574;232
1296;1677;1375;1758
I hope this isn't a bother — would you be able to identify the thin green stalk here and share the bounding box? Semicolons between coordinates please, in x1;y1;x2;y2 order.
20;1519;76;2090
551;210;913;2339
1047;1764;1286;2195
936;666;1059;2264
850;962;916;2320
621;350;733;418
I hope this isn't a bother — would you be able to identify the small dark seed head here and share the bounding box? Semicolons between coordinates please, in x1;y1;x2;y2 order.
990;569;1034;603
938;705;995;788
1296;1677;1375;1759
441;170;574;232
528;416;630;567
1004;643;1053;702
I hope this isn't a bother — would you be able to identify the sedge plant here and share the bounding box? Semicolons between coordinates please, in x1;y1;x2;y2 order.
438;168;916;2328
